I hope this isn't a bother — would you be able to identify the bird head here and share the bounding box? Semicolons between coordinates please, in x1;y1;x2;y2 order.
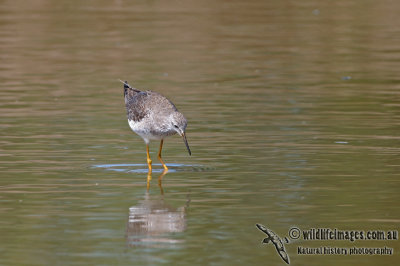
170;112;191;155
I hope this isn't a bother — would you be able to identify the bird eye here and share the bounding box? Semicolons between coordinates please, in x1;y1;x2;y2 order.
174;124;179;129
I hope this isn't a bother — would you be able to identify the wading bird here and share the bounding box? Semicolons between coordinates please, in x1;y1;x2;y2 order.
122;80;191;173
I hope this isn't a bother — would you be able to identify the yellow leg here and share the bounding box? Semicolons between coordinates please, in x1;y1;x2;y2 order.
146;144;152;173
157;139;168;171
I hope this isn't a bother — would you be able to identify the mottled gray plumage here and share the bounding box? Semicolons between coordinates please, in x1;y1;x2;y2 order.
122;81;191;156
124;83;178;123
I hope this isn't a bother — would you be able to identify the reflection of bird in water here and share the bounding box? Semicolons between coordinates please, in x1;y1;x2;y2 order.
126;190;190;247
256;223;290;264
122;80;191;176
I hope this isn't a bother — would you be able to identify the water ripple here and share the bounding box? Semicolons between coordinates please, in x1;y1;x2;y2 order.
92;163;210;173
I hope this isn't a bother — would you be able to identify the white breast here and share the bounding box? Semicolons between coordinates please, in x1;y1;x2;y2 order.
128;119;164;143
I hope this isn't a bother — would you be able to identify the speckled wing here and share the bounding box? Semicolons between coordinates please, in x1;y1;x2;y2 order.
124;84;149;122
125;91;150;122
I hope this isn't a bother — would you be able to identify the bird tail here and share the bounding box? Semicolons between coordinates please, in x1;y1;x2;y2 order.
121;80;141;103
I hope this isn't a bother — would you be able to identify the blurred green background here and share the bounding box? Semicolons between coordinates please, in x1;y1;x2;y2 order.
0;0;399;265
